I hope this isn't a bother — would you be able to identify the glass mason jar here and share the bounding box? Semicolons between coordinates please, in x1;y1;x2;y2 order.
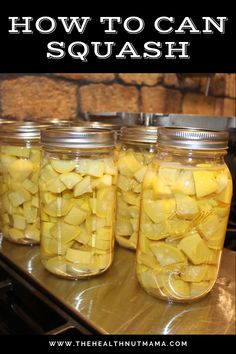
0;123;44;245
39;127;117;279
115;127;158;250
137;127;232;302
0;119;18;234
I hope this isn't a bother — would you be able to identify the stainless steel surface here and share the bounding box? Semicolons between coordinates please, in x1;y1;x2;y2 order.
0;235;235;334
150;114;234;131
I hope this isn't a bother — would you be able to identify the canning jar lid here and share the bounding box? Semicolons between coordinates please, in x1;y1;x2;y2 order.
0;122;48;140
120;126;158;144
158;127;229;150
41;127;116;148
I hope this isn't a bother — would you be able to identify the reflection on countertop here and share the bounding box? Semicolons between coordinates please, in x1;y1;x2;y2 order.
0;235;235;334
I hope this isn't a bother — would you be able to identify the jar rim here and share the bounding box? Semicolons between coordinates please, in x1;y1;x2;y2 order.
0;122;48;140
120;126;158;144
41;126;116;148
157;127;229;150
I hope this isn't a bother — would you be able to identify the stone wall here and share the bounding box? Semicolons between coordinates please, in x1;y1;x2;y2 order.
0;73;235;120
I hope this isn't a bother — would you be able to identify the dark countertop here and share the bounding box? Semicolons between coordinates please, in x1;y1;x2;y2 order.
0;235;235;334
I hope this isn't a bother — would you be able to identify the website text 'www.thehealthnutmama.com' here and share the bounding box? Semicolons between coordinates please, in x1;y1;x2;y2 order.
48;340;188;348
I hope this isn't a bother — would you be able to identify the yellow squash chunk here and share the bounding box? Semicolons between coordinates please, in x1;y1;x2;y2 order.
123;191;140;206
116;197;129;218
128;205;139;218
138;270;161;289
95;199;111;219
118;153;142;177
129;232;138;248
166;218;190;238
51;159;77;173
115;235;134;249
92;175;112;189
137;251;160;269
2;213;10;225
141;221;168;240
75;225;90;245
215;179;232;204
97;186;115;201
130;218;138;233
42;192;56;204
8;228;24;240
2;146;30;158
46;178;66;193
117;174;134;192
142;169;157;189
134;166;148;183
193;170;218;198
180;265;217;282
9;189;31;207
143;199;176;224
85;216;107;233
88;237;111;250
150;242;186;266
74;176;92;197
13;214;26;230
31;196;39;208
8;159;33;182
22;179;38;194
65;248;92;264
116;218;133;236
43;198;72;217
25;225;40;241
77;159;104;177
30;149;41;163
175;193;199;220
153;175;172;197
59;172;82;189
172;170;195;195
159;167;180;186
64;205;87;226
41;222;54;238
132;181;141;193
23;202;38;223
103;158;117;175
190;281;211;297
0;154;17;172
51;222;81;243
40;164;59;181
96;227;112;241
44;256;67;275
178;232;214;265
205;222;226;250
42;239;70;256
197;214;220;239
216;172;229;193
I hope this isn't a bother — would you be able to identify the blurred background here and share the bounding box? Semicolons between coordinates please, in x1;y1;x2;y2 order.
0;73;235;120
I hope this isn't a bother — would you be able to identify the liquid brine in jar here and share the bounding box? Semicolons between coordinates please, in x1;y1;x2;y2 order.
115;127;158;250
39;127;117;279
137;128;232;302
0;123;45;244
